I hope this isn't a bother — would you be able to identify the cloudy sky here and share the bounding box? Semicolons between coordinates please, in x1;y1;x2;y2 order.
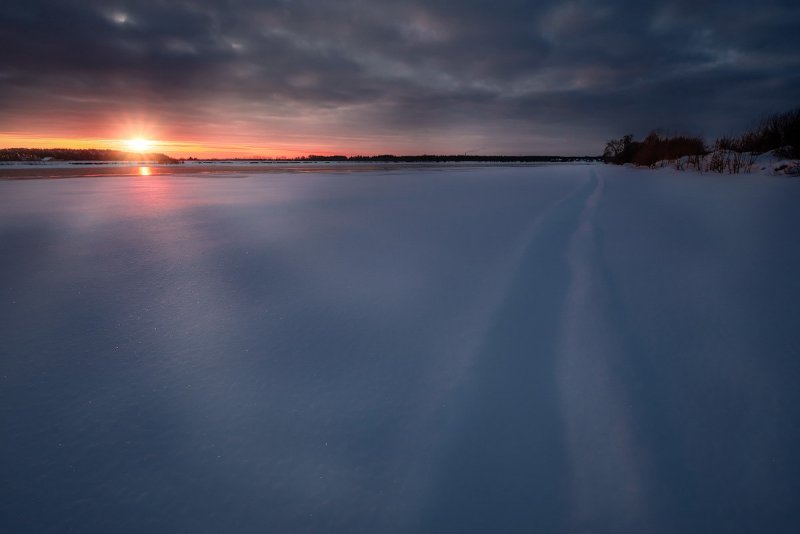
1;0;798;157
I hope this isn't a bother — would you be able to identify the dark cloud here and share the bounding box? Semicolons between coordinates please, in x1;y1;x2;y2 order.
1;0;798;154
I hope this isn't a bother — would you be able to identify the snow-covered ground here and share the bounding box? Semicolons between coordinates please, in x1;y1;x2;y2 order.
1;165;799;532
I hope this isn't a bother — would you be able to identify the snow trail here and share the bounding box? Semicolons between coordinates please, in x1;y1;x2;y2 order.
423;169;601;532
556;170;649;530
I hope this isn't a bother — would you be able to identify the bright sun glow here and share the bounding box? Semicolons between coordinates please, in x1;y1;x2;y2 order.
125;138;154;152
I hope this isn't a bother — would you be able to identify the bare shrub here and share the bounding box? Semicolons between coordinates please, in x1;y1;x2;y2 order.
735;107;800;157
603;134;638;164
631;132;706;167
687;154;703;172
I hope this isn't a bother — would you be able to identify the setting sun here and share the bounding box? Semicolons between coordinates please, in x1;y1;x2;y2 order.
125;138;154;153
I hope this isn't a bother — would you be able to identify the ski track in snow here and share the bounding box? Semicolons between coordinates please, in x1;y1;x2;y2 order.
556;171;647;530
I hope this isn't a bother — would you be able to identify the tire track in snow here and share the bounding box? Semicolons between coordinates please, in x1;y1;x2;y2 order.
556;170;650;531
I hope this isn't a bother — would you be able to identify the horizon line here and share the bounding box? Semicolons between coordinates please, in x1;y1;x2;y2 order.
0;146;603;161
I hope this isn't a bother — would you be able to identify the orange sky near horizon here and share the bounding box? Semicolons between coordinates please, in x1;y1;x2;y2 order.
0;110;372;158
0;132;351;159
0;105;516;159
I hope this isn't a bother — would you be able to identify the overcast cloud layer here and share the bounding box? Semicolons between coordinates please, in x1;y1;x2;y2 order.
1;0;798;155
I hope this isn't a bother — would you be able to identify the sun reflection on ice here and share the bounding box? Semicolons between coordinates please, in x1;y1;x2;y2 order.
138;166;152;176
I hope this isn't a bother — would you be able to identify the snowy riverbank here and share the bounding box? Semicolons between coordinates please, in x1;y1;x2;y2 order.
646;149;800;176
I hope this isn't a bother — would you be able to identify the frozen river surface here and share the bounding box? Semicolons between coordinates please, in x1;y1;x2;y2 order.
1;164;799;532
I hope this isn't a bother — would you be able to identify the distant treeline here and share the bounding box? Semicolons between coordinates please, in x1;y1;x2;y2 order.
0;148;177;163
604;106;800;167
190;154;601;163
310;154;599;163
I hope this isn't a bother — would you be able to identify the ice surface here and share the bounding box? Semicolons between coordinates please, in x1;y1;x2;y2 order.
1;165;799;532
